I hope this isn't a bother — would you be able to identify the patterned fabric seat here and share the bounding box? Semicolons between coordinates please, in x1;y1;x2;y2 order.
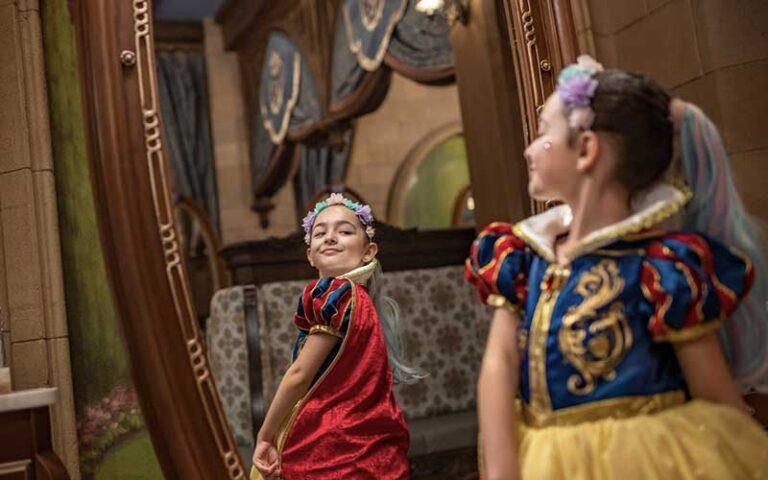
206;265;489;475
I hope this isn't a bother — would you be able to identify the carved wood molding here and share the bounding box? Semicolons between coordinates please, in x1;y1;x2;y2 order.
72;1;244;478
220;224;476;285
500;0;578;212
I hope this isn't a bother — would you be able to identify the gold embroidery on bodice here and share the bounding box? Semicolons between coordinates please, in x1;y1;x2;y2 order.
558;260;633;395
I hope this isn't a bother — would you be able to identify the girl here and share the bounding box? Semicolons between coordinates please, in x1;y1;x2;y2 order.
465;55;768;479
251;193;424;479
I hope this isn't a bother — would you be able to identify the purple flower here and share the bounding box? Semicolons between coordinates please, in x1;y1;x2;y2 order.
558;75;598;109
301;211;316;233
356;205;373;225
301;194;376;244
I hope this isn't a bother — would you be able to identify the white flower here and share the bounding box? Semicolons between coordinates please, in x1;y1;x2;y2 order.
576;55;604;73
568;107;596;131
327;193;345;206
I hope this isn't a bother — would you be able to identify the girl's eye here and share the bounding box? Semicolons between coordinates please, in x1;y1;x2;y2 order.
313;231;324;238
340;230;353;235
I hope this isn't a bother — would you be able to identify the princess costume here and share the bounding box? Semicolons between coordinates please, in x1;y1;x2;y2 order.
465;183;768;479
262;259;410;479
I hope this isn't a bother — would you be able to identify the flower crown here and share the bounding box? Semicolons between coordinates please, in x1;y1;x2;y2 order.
557;55;604;131
302;193;375;244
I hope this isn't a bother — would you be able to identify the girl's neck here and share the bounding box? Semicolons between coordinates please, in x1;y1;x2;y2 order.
556;181;631;263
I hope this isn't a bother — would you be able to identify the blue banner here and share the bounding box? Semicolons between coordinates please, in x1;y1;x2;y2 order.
342;0;408;71
259;32;301;144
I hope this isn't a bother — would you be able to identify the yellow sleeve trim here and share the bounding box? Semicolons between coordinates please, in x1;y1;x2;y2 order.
309;324;343;339
486;294;521;313
653;319;722;343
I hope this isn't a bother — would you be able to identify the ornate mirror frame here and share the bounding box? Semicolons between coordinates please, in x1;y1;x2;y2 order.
70;1;576;479
71;2;245;479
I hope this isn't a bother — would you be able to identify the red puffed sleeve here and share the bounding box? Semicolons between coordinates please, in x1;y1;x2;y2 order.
294;277;354;338
641;232;754;342
464;222;530;311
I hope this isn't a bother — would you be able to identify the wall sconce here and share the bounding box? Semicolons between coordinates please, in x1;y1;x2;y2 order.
415;0;470;26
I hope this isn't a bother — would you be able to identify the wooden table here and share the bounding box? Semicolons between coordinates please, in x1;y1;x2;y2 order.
0;388;70;480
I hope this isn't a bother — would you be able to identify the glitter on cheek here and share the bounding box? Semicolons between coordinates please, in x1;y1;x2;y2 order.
543;141;552;151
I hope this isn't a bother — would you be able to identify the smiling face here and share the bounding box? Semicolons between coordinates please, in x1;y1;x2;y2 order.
306;205;378;278
523;94;583;202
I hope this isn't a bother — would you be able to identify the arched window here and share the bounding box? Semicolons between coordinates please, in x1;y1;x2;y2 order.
387;122;474;229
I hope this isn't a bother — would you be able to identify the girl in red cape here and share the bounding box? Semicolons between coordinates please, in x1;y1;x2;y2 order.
251;193;425;479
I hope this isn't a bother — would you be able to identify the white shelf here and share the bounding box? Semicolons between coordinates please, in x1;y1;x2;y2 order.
0;387;58;413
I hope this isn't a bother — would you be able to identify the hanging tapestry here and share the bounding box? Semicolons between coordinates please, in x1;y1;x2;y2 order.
259;32;302;144
342;0;408;71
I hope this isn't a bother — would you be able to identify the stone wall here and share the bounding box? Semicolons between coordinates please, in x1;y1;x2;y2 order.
1;0;79;476
572;0;768;228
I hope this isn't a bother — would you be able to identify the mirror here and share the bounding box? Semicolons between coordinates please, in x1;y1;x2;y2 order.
71;0;577;478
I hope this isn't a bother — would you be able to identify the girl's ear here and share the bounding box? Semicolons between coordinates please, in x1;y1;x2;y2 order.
306;247;315;267
363;242;378;263
575;130;600;173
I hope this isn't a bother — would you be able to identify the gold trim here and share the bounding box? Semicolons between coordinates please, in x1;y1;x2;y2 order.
135;3;244;478
359;0;386;31
566;186;692;261
653;319;723;343
309;324;343;338
487;293;520;313
674;260;706;323
685;238;738;306
520;390;686;428
513;185;692;265
527;265;569;419
513;223;555;263
558;260;632;396
277;280;357;455
620;229;667;241
477;233;513;276
260;50;301;145
339;258;378;284
593;248;646;257
343;0;407;72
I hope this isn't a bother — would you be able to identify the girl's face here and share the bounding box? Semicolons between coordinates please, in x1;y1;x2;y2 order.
306;205;378;278
524;94;581;202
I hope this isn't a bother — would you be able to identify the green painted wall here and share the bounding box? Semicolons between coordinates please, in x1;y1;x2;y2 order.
41;2;161;478
403;134;470;229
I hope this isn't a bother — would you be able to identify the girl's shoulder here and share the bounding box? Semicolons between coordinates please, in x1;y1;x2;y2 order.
295;278;356;335
465;222;532;308
634;229;754;342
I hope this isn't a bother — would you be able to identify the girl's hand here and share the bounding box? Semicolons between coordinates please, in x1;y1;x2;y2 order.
252;441;280;479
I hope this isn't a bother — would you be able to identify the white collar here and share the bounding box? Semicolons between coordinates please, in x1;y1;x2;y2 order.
338;258;378;284
514;183;691;263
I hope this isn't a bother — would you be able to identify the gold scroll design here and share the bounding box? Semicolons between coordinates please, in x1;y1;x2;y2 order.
511;0;550;214
260;48;301;145
360;0;386;31
133;1;245;478
343;0;407;71
558;260;633;396
268;51;285;115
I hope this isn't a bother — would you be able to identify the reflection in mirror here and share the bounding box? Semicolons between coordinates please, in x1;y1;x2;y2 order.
74;0;768;477
153;0;482;477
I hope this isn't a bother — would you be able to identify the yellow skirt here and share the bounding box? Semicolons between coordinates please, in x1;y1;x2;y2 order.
516;400;768;480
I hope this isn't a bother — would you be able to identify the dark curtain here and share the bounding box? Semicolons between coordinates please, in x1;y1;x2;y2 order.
293;130;353;216
156;49;219;233
387;0;454;71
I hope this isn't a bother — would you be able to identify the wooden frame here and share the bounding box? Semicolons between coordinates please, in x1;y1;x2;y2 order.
70;0;578;478
71;2;245;479
221;224;476;285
